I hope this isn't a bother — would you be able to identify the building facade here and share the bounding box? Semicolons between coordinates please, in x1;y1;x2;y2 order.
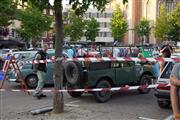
82;8;114;42
108;0;179;45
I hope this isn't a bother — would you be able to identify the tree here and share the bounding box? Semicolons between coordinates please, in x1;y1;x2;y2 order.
17;6;52;47
84;17;99;42
0;0;17;37
64;10;85;41
22;0;128;113
136;18;150;45
154;5;170;42
110;5;128;41
167;3;180;42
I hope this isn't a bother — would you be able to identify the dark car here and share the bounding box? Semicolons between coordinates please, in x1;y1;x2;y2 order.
64;60;155;103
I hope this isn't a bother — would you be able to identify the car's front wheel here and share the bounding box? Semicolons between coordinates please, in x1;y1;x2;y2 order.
94;79;112;103
26;75;38;89
157;100;171;109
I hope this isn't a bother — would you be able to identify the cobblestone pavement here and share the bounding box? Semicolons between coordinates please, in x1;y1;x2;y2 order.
0;82;171;120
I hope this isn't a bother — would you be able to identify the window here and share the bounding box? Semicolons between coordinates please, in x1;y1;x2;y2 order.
106;13;112;18
107;23;110;28
104;13;107;18
92;13;96;17
165;0;174;12
99;32;103;37
97;13;99;18
107;32;112;37
100;13;104;18
99;22;104;27
104;22;107;28
89;12;91;18
104;32;107;37
161;62;174;79
50;9;54;15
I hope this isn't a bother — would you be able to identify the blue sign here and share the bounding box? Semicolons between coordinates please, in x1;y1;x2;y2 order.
0;71;5;81
5;56;11;60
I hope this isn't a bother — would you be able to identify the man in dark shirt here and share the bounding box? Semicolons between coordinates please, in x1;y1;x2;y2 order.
32;45;48;99
160;42;173;58
160;42;173;72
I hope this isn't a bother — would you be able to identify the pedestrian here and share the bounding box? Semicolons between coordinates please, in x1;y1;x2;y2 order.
160;42;173;72
32;44;48;99
160;42;173;58
152;46;159;58
152;51;160;79
67;46;74;58
170;63;180;120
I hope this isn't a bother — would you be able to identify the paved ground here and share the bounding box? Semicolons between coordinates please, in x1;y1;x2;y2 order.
0;81;172;120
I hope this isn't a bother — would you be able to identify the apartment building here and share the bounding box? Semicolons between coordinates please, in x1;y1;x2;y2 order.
63;6;114;43
82;8;114;42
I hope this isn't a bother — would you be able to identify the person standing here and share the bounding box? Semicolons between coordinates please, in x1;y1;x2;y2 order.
67;46;74;58
160;42;173;58
160;42;173;72
170;63;180;120
32;45;48;99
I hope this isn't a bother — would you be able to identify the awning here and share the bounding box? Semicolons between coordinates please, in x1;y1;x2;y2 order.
0;39;25;48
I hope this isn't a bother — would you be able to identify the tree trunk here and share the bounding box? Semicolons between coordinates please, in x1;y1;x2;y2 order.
53;0;64;113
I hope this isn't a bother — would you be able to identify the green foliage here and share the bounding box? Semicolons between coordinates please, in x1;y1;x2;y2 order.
136;18;150;37
167;3;180;42
0;0;17;27
69;0;128;15
64;10;85;41
17;6;52;45
153;5;170;41
123;0;128;4
110;5;128;41
84;18;99;42
69;0;108;15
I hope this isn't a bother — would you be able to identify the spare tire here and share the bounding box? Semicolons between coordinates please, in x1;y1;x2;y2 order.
65;61;83;85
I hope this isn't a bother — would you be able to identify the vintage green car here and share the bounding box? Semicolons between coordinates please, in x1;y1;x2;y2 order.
64;61;155;102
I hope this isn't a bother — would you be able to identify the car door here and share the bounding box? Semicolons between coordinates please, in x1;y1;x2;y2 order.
115;61;136;85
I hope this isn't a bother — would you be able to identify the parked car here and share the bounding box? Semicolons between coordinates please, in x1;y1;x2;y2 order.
8;49;69;88
154;62;174;108
9;50;55;88
13;50;37;61
64;60;155;103
0;49;18;59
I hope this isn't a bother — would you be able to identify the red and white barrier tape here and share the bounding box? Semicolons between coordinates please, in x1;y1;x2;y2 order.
18;57;180;64
0;83;170;93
